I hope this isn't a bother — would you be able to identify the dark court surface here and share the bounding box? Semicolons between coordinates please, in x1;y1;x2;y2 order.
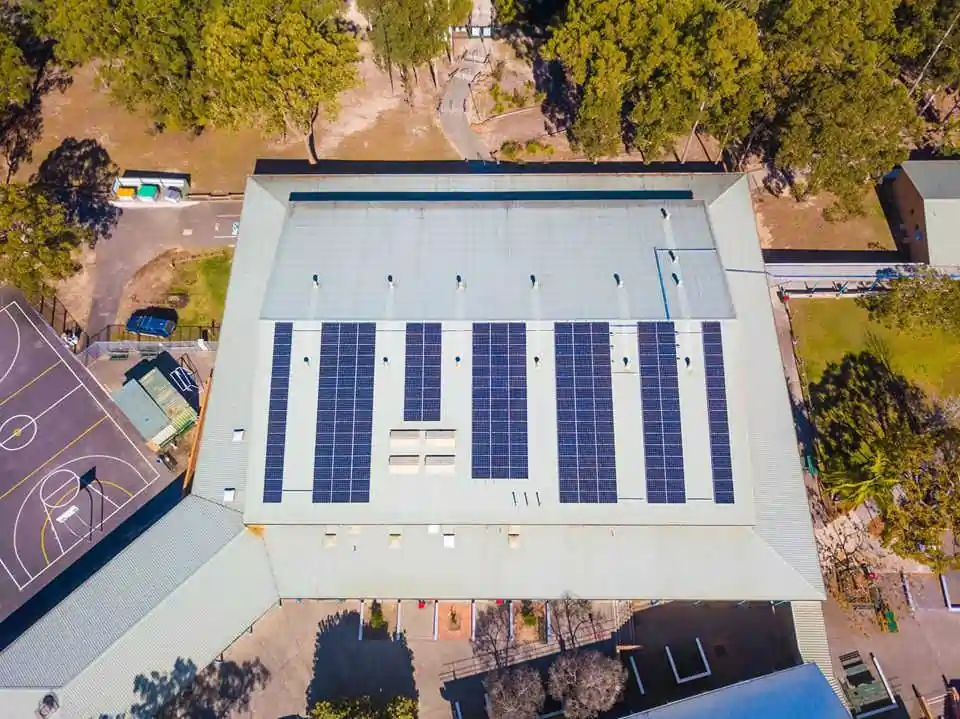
0;298;174;624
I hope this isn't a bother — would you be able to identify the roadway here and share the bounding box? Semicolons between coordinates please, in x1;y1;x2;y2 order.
86;201;242;333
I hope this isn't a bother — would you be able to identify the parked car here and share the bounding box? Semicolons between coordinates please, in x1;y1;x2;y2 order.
126;310;177;338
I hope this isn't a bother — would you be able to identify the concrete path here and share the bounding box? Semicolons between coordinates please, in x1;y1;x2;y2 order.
86;201;242;333
438;41;493;161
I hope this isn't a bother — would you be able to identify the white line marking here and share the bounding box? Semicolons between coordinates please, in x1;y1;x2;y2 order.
55;505;79;523
0;307;20;388
25;384;83;427
9;303;161;483
87;482;121;510
0;556;24;590
45;505;65;554
12;453;162;588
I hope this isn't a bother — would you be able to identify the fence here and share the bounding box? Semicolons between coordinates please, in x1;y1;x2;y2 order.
80;340;219;366
83;322;220;346
24;292;87;351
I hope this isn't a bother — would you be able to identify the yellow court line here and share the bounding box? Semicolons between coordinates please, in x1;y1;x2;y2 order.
0;416;107;501
0;361;61;409
41;486;76;565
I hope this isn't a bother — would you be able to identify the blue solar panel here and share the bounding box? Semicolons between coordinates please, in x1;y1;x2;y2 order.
472;322;528;479
263;322;293;503
702;321;734;504
555;322;616;504
404;322;442;421
638;322;685;504
313;322;376;503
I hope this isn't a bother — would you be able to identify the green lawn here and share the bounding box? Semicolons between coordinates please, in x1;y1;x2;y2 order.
790;298;960;398
168;248;233;327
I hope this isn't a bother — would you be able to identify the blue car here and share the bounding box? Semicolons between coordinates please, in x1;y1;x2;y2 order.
126;311;177;338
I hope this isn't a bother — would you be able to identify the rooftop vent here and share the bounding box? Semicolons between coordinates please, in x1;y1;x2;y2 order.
668;249;678;263
530;273;538;289
443;532;456;549
323;529;337;548
312;273;319;288
661;207;670;219
534;355;540;367
672;272;682;287
508;530;520;549
613;272;623;288
232;428;245;443
223;488;236;503
387;273;394;288
389;532;402;548
456;274;464;290
389;454;421;474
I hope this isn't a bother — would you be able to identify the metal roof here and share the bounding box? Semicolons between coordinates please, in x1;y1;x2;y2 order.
112;380;170;441
622;663;849;719
0;496;246;687
900;161;960;266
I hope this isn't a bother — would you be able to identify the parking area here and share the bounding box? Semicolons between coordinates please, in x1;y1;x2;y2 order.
0;298;173;622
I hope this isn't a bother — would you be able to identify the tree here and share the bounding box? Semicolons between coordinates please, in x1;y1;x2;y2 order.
547;650;626;719
360;0;471;90
0;26;31;107
0;183;89;295
203;0;359;161
472;602;515;669
310;696;417;719
775;65;915;214
484;665;545;719
547;593;595;650
543;0;765;159
810;352;934;510
42;0;212;131
893;0;960;90
858;266;960;334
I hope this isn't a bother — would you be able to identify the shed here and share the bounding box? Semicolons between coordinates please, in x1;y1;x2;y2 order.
112;380;172;450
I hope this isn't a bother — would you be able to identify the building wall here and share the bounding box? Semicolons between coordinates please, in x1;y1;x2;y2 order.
890;172;930;264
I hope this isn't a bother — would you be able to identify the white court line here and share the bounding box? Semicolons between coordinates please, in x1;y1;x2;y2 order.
87;482;121;510
44;505;65;554
4;385;84;440
9;302;161;484
11;452;164;588
0;556;24;591
0;307;21;388
18;472;160;589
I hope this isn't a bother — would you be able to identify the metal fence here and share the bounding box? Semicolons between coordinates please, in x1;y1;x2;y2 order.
25;292;87;351
83;322;220;346
80;340;219;365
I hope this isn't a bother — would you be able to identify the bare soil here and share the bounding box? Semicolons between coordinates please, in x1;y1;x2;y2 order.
437;601;472;641
56;244;97;327
753;189;897;251
513;601;546;643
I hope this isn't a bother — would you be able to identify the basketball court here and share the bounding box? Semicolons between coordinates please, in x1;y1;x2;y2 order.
0;298;170;622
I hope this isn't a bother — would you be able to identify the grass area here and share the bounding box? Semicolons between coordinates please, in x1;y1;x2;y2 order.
168;249;234;326
790;298;960;398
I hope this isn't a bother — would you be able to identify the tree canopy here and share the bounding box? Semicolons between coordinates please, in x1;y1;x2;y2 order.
310;696;417;719
360;0;471;89
203;0;359;158
0;25;31;108
484;666;546;719
858;267;960;334
0;183;90;295
547;650;627;719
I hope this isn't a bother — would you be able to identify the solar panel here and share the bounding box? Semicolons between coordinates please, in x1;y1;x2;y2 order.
313;322;376;503
638;322;685;504
404;322;442;421
702;322;734;504
263;322;293;503
472;322;528;479
555;322;617;504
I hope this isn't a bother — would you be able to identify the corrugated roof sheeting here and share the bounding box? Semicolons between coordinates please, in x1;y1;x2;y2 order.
924;200;960;266
0;497;244;687
791;601;842;698
112;380;171;442
264;524;823;601
706;182;824;597
60;527;277;719
901;160;960;200
191;178;288;507
621;663;848;718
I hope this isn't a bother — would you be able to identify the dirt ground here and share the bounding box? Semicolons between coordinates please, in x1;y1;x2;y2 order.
56;244;97;327
113;247;230;326
23;44;453;194
753;188;897;251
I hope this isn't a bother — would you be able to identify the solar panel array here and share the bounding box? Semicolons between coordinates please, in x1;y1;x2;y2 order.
472;322;528;479
313;323;376;503
555;322;617;503
404;322;442;421
638;322;686;504
702;322;734;503
263;322;293;503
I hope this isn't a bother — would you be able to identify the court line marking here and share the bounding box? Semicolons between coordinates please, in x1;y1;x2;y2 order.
41;485;75;565
0;360;62;409
0;417;108;501
1;384;83;445
18;463;161;589
9;302;161;483
0;308;20;388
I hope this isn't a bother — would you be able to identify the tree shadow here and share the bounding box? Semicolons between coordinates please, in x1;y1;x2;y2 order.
532;54;578;135
305;610;418;711
98;656;271;719
0;8;72;183
31;137;121;243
